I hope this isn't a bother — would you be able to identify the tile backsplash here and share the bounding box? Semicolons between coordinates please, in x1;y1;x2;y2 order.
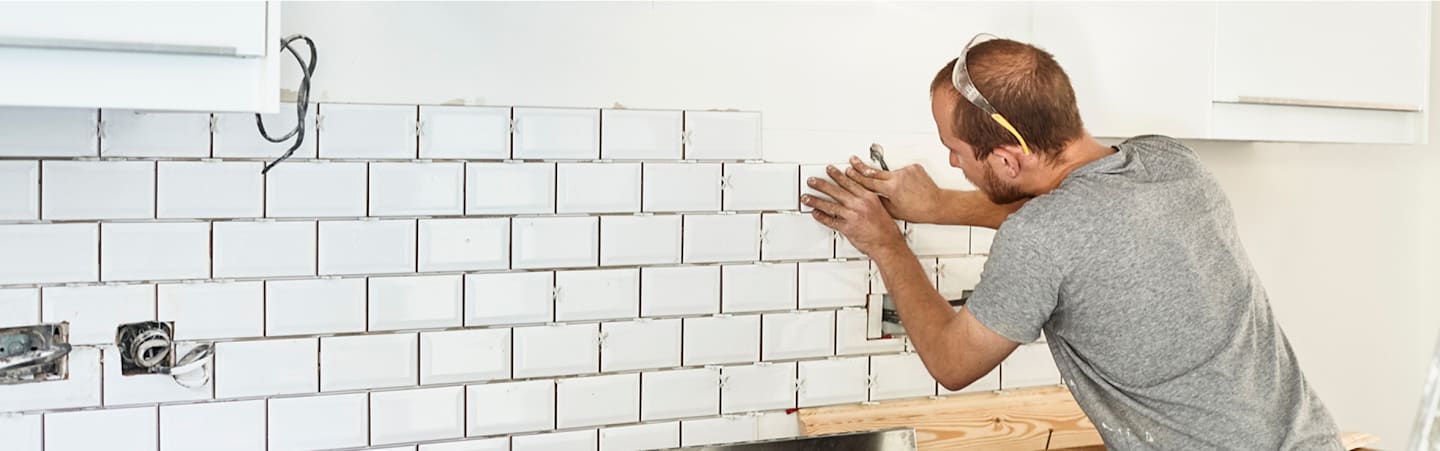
0;104;1056;451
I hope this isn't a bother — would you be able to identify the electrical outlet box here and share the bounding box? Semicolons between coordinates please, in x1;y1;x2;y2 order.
115;321;175;376
0;322;70;384
867;292;970;338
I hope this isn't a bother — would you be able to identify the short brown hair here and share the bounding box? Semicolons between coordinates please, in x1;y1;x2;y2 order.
930;39;1084;161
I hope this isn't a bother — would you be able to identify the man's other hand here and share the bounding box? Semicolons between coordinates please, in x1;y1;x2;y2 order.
846;156;945;224
803;165;907;258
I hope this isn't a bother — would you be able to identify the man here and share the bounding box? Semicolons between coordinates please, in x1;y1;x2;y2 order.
802;35;1343;450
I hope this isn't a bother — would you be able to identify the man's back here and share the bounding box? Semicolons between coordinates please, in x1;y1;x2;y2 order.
968;135;1343;449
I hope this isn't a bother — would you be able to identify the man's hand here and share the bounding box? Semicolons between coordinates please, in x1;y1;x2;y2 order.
803;165;907;258
845;156;946;224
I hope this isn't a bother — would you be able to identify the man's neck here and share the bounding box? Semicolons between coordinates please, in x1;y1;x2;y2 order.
1033;133;1116;195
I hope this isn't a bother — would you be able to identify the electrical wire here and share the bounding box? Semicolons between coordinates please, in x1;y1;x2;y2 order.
256;34;317;174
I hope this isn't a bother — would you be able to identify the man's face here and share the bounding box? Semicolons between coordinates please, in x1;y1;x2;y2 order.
931;93;1026;204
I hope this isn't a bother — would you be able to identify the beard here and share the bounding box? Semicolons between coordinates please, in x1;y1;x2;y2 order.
980;163;1030;204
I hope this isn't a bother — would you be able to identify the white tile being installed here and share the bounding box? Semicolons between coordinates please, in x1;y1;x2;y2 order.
215;338;318;398
41;284;154;345
264;161;368;218
1002;344;1061;389
762;213;834;261
268;393;369;451
557;162;642;213
512;323;599;378
943;365;1000;395
513;107;600;160
318;219;417;275
41;160;153;220
101;344;212;406
907;223;972;256
466;379;556;436
871;258;939;295
421;438;510;451
100;222;210;282
512;216;599;269
0;287;40;328
321;333;420;391
721;362;796;414
683;213;761;263
600;421;680;451
0;107;97;157
419;105;511;160
0;347;100;412
555;268;639;321
0;161;39;220
318;103;418;159
512;430;597;451
835;307;903;356
971;227;996;254
44;406;157;451
157;161;264;218
464;271;554;326
937;255;987;299
682;314;760;365
420;328;511;385
601;109;683;160
99;110;210;157
557;373;640;428
419;218;510;272
0;223;97;284
642;163;721;212
370;162;465;216
266;278;366;336
161;400;267;451
723;163;798;211
798;164;840;213
213;102;317;158
762;310;836;361
371;386;466;445
798;357;869;407
212;220;316;278
837;219;903;259
684;111;762;160
601;318;681;371
641;367;720;421
466;162;556;215
870;353;937;401
756;411;803;440
640;265;720;317
600;214;681;266
681;415;758;447
721;263;797;313
370;274;463;331
799;260;870;309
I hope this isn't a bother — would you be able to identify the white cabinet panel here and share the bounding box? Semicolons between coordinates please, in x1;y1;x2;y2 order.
641;368;720;421
418;218;510;272
643;163;722;212
600;421;679;451
369;274;463;331
421;328;511;385
799;260;870;309
464;271;554;326
723;163;798;211
721;362;795;414
466;379;556;436
640;265;720;317
762;213;834;261
420;105;511;160
798;357;869;407
513;107;600;160
160;400;266;451
600;214;681;266
513;216;599;269
371;386;466;445
761;310;835;361
937;255;986;299
45;407;157;451
264;161;367;218
214;103;317;159
601;318;681;372
512;323;599;378
907;223;970;256
0;107;97;157
0;223;98;284
318;219;417;275
869;353;936;401
466;162;556;215
0;161;39;220
370;162;465;216
100;222;210;282
212;220;316;278
322;333;421;393
555;268;639;321
318;103;417;159
684;111;762;160
99;110;210;157
683;213;761;263
601;109;683;160
41;160;153;220
268;393;369;451
157;161;264;218
721;263;797;313
265;278;367;336
682;314;760;366
557;373;640;428
557;162;641;213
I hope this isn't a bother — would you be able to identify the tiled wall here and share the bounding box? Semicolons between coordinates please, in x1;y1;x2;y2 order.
0;104;1058;451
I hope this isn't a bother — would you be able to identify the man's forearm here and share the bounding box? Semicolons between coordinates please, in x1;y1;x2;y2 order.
871;245;964;378
921;190;1025;229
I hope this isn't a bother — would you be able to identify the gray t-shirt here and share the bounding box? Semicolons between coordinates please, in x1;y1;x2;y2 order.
968;135;1343;450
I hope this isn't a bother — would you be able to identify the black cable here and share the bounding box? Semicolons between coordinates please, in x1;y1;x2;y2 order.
257;34;317;174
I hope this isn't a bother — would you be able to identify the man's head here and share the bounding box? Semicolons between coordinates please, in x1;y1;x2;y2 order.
930;38;1084;204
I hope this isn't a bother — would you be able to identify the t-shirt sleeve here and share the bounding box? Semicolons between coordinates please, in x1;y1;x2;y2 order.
966;229;1061;344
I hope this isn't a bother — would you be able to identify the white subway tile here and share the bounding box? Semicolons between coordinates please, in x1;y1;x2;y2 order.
721;263;797;313
371;446;418;451
372;386;466;445
640;265;719;317
762;310;835;361
102;343;212;406
465;162;556;215
601;109;683;160
682;314;760;366
942;365;1000;395
681;415;758;447
641;368;720;421
512;429;597;451
799;260;869;309
556;268;639;321
268;393;369;451
723;163;798;212
937;255;987;299
0;223;97;284
371;274;463;331
600;318;681;372
41;284;154;345
642;163;721;212
419;218;510;272
836;307;903;356
907;223;971;256
558;163;641;214
513;107;599;160
215;338;318;398
99;110;210;157
0;347;100;411
161;400;267;451
420;105;511;160
512;323;599;378
0;287;40;328
1002;344;1060;389
722;362;796;414
599;421;679;451
557;373;640;428
421;438;510;451
157;161;264;218
871;258;938;295
212;220;316;278
100;222;210;282
971;227;995;254
44;406;157;451
41;160;153;220
599;215;680;267
683;213;760;263
756;411;803;440
512;216;598;269
684;111;762;160
265;161;367;218
798;164;842;213
466;379;555;436
213;102;317;159
837;219;901;259
321;332;419;391
318;103;418;159
0;414;42;451
0;161;39;220
420;328;511;385
371;162;465;216
266;278;366;336
464;271;554;326
0;107;97;157
798;357;869;407
762;213;833;261
319;219;417;275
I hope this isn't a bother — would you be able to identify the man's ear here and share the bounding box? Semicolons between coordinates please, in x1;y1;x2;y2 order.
989;144;1028;179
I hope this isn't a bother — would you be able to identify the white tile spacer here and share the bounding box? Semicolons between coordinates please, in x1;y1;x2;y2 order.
508;118;518;134
208;115;219;134
719;175;732;190
681;130;693;146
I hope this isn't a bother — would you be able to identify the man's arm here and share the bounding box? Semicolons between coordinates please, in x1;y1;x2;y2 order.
846;157;1024;229
928;189;1024;230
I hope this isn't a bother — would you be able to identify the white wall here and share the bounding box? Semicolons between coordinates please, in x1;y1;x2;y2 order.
282;1;1440;446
